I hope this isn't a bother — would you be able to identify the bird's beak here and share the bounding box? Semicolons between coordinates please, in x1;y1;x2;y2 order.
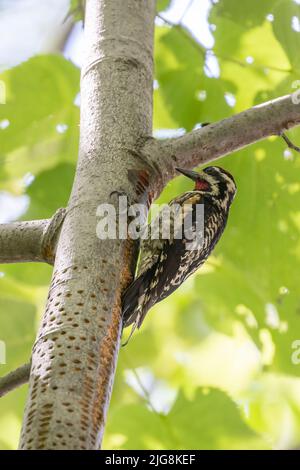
175;167;202;182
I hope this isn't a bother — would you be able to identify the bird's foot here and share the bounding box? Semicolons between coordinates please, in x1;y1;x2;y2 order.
109;189;128;199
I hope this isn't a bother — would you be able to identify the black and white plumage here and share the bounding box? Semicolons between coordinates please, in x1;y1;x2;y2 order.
122;166;237;333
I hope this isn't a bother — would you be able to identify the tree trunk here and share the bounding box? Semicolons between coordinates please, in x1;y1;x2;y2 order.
19;0;156;450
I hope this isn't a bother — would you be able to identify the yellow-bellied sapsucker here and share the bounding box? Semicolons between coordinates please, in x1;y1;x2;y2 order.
122;166;236;334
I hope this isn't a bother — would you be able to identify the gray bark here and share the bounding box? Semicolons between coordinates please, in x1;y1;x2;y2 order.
0;363;30;398
0;209;66;264
19;0;156;450
142;94;300;188
0;220;49;264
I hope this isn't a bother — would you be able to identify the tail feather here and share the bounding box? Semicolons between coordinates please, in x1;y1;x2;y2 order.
122;266;155;328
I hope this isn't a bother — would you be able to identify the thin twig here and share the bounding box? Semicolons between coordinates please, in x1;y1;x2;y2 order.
280;132;300;153
0;363;30;398
156;13;206;57
130;367;158;414
179;0;195;23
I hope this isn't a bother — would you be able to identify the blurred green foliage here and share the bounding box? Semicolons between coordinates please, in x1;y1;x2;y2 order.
1;0;300;450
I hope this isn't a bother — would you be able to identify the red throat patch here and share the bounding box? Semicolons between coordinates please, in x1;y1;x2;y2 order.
195;179;210;191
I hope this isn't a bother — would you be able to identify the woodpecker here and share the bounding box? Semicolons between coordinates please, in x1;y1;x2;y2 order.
122;166;236;336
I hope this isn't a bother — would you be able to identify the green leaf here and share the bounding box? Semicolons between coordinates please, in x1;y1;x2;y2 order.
210;0;278;29
0;387;27;449
168;389;269;449
154;26;236;129
154;26;204;130
25;162;76;219
0;55;79;154
0;297;36;373
0;55;79;191
103;403;173;450
69;0;85;21
157;0;170;12
210;17;290;108
103;388;269;449
272;0;300;70
245;373;300;448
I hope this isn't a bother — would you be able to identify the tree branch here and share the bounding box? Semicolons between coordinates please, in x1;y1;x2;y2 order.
281;131;300;153
144;94;300;188
0;208;66;265
0;363;30;398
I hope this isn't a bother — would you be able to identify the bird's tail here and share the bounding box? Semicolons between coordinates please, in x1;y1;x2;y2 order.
122;273;147;328
122;262;157;329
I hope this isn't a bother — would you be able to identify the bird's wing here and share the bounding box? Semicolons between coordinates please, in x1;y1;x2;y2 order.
122;260;158;328
123;213;200;329
136;192;196;276
136;237;167;277
123;192;204;329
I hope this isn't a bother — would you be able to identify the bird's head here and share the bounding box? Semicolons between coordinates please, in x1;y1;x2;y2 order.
176;165;237;205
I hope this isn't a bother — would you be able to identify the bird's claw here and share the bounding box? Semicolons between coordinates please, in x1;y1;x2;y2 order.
109;189;128;199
